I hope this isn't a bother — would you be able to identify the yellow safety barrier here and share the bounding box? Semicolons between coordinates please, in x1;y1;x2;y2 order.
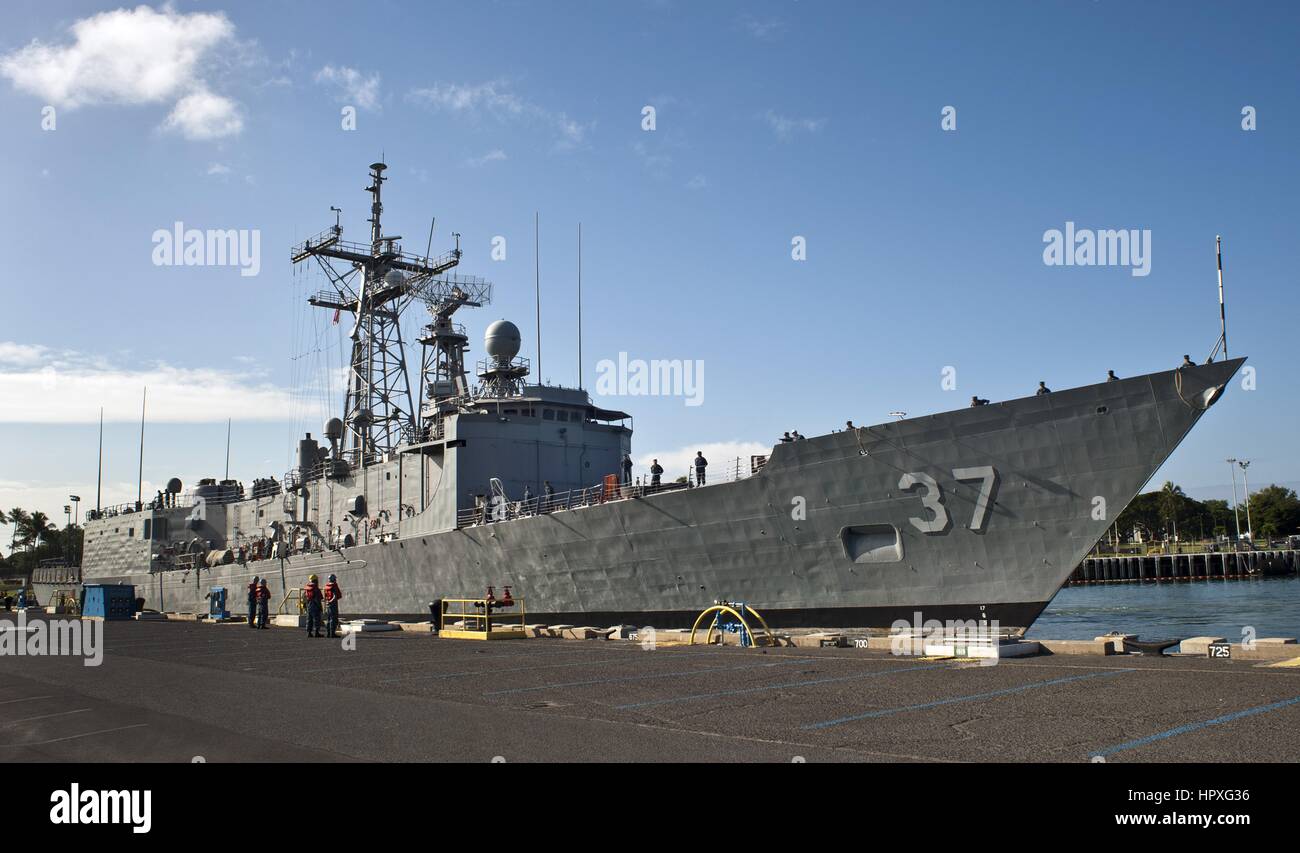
440;597;527;640
689;601;775;648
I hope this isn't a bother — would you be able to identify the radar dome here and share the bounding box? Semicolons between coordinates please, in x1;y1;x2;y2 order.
324;417;344;440
383;269;404;289
484;319;521;360
166;478;183;494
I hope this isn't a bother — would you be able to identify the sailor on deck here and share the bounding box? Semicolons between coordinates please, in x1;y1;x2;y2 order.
694;452;708;486
323;574;342;639
256;579;270;629
303;574;323;637
1036;381;1051;395
650;459;663;487
247;575;259;628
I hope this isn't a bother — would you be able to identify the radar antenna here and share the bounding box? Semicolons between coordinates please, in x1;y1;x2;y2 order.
291;162;463;460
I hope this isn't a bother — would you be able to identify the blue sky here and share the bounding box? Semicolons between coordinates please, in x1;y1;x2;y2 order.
1;0;1298;526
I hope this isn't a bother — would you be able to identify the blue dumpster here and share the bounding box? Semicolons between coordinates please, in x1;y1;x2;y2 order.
82;584;136;620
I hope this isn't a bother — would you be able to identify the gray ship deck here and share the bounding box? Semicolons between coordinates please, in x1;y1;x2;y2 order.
3;616;1299;763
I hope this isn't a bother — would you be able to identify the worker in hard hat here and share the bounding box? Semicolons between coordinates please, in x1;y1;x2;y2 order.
246;575;260;628
302;574;323;637
255;579;271;629
323;574;343;638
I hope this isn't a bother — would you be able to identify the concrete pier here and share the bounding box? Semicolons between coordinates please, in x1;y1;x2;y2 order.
1071;549;1297;585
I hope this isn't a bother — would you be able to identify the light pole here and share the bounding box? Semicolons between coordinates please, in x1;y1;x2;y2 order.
1237;459;1253;542
69;495;80;566
1226;458;1243;544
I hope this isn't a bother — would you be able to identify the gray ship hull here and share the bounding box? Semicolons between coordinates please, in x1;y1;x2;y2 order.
80;358;1244;631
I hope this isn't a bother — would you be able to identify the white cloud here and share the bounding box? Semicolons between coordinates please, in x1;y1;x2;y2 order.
0;5;243;139
0;342;290;423
763;110;826;141
314;64;380;110
407;80;592;149
739;15;786;40
685;174;708;191
206;162;232;176
632;139;671;174
635;441;771;479
162;88;243;140
465;149;507;168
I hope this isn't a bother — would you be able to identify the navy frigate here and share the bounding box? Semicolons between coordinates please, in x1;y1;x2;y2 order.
49;163;1245;631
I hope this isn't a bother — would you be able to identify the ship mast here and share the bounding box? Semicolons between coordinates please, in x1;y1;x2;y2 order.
291;162;464;460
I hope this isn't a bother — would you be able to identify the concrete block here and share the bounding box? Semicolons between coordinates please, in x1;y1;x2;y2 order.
391;621;435;633
791;632;842;649
1179;636;1226;655
1096;633;1138;653
273;614;304;628
341;619;399;633
1255;637;1297;645
1037;639;1116;656
561;626;600;640
606;624;639;640
1235;643;1300;661
133;611;168;621
545;624;574;637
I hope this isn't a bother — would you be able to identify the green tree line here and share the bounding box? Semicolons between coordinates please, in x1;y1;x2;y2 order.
0;507;81;575
1110;482;1300;544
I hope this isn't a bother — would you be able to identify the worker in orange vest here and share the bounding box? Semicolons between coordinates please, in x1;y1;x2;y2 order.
246;575;259;628
302;574;323;637
323;574;342;638
255;579;271;629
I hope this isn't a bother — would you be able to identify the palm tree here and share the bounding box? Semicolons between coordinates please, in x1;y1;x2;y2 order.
20;511;53;552
6;507;28;556
1158;481;1185;543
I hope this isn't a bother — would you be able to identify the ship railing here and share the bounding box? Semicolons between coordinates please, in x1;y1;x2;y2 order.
678;456;762;489
452;460;760;529
285;452;365;490
86;501;146;521
402;420;447;445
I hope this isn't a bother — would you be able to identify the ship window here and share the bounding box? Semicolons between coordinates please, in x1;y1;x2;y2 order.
128;527;135;539
556;410;569;422
143;519;151;539
503;409;517;416
543;409;555;420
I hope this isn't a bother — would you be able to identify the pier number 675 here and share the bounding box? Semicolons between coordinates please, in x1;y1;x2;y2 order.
898;466;998;534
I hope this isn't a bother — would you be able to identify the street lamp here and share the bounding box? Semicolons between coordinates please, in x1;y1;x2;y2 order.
69;495;80;566
1236;460;1253;542
1226;458;1243;544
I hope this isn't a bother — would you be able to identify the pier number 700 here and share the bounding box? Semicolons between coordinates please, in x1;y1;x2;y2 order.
898;466;999;535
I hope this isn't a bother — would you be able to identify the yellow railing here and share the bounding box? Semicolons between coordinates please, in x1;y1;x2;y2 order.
439;597;527;640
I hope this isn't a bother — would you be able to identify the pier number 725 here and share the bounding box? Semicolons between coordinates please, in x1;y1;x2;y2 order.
898;466;999;535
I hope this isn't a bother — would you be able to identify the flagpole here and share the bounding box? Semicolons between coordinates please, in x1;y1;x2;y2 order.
136;387;146;510
96;407;103;514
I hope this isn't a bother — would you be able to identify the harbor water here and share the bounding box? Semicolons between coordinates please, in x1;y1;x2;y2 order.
1028;575;1300;641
